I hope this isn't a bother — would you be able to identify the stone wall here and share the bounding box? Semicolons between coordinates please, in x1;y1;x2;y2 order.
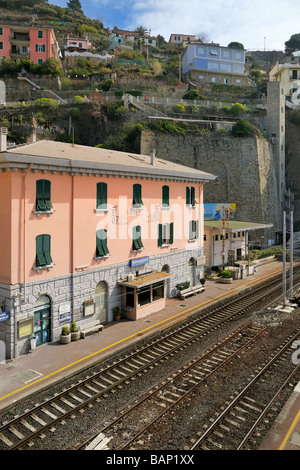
141;130;280;240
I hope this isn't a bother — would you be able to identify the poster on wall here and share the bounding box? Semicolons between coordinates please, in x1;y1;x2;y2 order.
59;302;71;324
204;203;237;221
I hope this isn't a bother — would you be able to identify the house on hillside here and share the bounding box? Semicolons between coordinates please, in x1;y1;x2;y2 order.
109;28;157;51
269;52;300;107
0;130;215;358
182;42;249;86
0;25;61;64
168;34;196;49
62;35;114;68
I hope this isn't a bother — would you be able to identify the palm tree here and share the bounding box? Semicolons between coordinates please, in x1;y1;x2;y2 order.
135;26;148;37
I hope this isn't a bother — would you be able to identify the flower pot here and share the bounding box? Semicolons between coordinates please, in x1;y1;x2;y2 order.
60;333;71;344
114;315;121;321
219;278;233;284
71;330;80;341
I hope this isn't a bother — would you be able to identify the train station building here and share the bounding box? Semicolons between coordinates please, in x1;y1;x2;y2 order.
0;130;216;358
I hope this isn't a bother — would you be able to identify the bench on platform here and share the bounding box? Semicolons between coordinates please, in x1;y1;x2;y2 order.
80;320;104;339
179;285;205;300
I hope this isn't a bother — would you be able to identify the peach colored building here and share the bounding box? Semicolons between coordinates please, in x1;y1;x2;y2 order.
0;25;60;64
0;130;215;358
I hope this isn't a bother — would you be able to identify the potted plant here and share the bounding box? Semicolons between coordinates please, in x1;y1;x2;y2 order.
71;322;80;341
113;305;121;321
60;325;71;344
219;270;233;283
200;278;206;287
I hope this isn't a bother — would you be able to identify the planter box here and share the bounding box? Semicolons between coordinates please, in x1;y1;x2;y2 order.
219;278;233;284
71;331;80;341
60;334;71;344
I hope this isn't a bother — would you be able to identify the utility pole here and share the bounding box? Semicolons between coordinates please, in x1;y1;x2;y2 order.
283;211;287;304
290;211;294;300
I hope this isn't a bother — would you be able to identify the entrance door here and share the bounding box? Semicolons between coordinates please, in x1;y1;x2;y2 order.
188;258;195;287
95;281;107;323
34;295;51;346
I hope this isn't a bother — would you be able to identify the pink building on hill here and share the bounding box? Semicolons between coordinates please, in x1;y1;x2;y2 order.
0;25;60;64
0;130;215;358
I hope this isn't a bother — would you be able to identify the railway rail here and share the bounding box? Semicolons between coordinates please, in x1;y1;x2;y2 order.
0;266;299;450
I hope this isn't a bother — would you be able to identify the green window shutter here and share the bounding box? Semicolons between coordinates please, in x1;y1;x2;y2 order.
186;187;191;205
36;44;38;52
43;44;45;52
191;186;197;206
162;185;169;206
158;224;163;246
195;220;199;239
96;230;108;257
189;220;193;240
133;184;142;205
43;180;52;210
133;226;143;250
36;180;46;210
43;234;53;265
36;235;46;266
97;182;107;209
169;223;174;244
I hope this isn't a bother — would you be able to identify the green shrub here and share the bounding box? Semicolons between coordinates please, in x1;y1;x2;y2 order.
174;103;186;114
232;119;253;137
221;270;232;279
61;326;69;336
176;282;190;291
72;95;85;104
35;98;59;111
100;79;113;91
183;89;200;100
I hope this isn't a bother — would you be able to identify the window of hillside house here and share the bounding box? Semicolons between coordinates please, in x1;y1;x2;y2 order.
158;223;174;246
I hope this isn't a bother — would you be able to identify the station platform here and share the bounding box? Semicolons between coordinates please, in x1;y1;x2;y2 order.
0;260;299;451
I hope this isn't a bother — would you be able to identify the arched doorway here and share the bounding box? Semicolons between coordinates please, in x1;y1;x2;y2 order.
95;281;108;323
34;295;51;346
188;258;196;287
161;264;170;297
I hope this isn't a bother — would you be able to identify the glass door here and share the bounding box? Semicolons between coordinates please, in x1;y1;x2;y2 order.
34;300;51;346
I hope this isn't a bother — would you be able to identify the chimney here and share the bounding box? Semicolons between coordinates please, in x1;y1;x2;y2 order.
0;127;7;152
151;148;156;166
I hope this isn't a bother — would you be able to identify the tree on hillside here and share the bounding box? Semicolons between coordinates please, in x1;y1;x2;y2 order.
135;26;148;37
67;0;83;14
228;42;244;50
285;34;300;54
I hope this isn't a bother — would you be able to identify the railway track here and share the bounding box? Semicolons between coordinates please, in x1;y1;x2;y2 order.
0;266;299;450
79;322;269;450
190;330;300;450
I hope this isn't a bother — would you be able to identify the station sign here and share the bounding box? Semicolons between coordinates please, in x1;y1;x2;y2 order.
0;311;9;322
129;257;150;267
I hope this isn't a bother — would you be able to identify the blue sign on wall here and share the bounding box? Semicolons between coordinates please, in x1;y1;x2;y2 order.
0;311;10;322
129;257;150;268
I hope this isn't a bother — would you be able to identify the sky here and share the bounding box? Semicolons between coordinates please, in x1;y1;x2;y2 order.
50;0;300;51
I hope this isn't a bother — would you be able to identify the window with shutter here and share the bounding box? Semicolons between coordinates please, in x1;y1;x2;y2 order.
132;226;143;251
189;220;199;240
96;182;107;210
158;223;174;246
36;234;52;267
96;229;109;257
162;185;169;207
36;180;52;212
133;184;143;206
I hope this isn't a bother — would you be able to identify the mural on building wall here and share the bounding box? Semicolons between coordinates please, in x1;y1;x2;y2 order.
204;203;237;221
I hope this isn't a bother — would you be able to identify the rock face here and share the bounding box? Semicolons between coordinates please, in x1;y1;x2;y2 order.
141;130;280;241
